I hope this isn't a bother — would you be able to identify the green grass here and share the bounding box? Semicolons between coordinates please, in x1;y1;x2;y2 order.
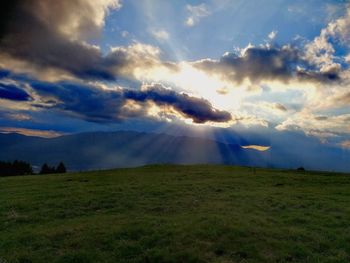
1;165;350;263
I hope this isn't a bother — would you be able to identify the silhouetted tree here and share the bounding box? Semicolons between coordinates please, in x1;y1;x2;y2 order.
56;162;67;173
297;166;305;171
0;161;12;176
0;160;33;176
40;163;55;174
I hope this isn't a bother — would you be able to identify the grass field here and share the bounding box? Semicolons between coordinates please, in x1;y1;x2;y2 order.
1;165;350;263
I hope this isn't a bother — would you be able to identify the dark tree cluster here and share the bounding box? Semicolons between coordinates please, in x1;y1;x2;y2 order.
40;162;67;174
0;160;67;176
0;160;33;176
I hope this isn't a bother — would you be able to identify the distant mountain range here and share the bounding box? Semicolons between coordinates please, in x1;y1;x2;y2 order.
0;131;269;171
1;130;349;172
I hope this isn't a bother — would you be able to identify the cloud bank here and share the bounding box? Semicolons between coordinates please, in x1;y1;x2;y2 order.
0;0;350;152
0;0;176;82
193;45;340;86
0;76;232;124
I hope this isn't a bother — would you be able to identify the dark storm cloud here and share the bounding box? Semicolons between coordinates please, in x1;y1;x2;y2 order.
30;82;125;122
0;0;173;81
30;81;232;124
124;84;232;123
0;0;113;80
0;82;31;101
193;45;340;84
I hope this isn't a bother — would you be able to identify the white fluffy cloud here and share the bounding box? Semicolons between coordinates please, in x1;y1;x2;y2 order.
185;3;211;26
28;0;121;40
150;29;170;41
268;30;278;40
304;5;350;73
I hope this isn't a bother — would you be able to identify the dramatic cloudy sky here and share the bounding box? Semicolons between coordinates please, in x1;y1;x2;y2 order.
0;0;350;167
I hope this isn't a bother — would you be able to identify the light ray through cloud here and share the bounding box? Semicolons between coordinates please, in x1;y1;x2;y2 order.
0;0;349;171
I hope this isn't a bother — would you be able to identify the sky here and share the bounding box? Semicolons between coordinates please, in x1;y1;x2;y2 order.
0;0;350;169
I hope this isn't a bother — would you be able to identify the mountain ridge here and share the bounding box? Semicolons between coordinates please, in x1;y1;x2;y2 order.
0;131;267;171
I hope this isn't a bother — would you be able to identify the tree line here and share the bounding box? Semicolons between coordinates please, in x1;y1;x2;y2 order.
40;162;66;174
0;160;66;176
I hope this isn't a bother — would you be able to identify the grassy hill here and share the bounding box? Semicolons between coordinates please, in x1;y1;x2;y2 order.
1;165;350;263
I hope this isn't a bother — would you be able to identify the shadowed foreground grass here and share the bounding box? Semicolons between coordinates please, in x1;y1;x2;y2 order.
1;165;350;263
